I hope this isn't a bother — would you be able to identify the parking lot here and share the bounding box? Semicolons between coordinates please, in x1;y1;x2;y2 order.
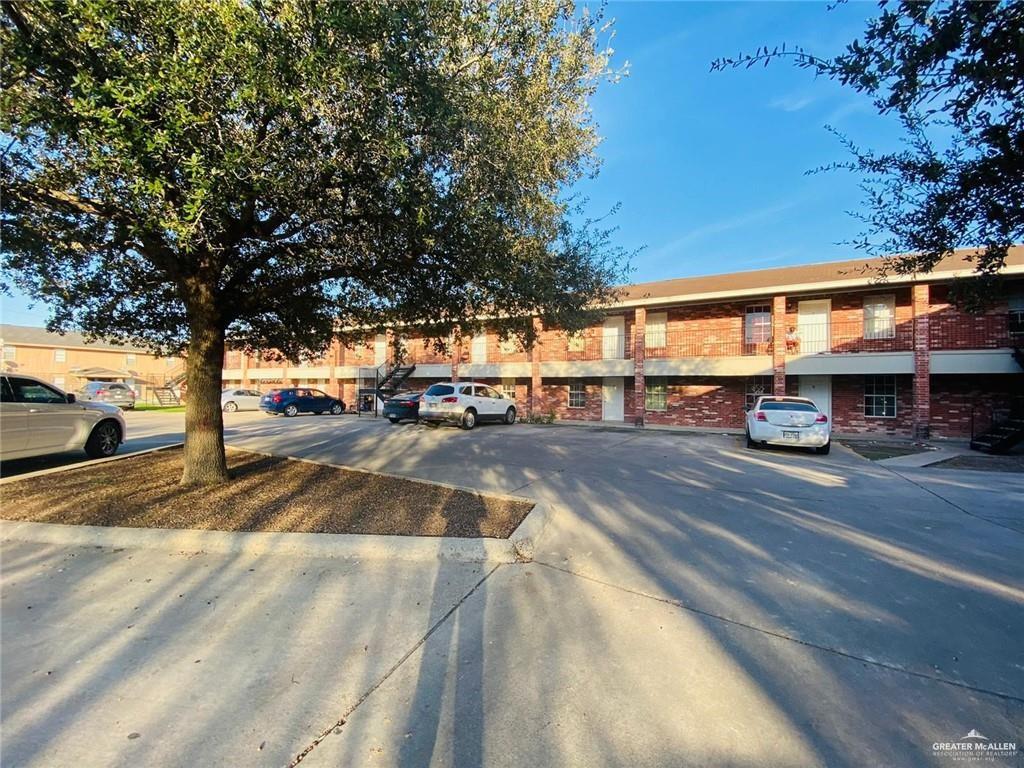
3;409;1023;767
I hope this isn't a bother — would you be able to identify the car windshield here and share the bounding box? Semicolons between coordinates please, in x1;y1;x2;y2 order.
425;384;454;396
759;400;818;412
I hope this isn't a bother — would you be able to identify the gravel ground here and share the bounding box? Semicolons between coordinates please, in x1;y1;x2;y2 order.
0;447;534;537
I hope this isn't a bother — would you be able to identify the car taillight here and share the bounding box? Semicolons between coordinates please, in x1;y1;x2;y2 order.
96;389;107;396
441;396;458;403
755;411;767;421
815;413;828;423
272;394;282;403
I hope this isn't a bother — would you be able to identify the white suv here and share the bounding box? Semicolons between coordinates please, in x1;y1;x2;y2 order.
419;381;517;429
1;374;127;460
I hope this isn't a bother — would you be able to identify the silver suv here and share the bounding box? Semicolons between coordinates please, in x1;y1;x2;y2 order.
419;381;517;429
76;381;136;409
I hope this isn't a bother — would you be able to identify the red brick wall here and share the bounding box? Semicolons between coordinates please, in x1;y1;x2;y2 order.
829;374;915;436
644;377;746;429
929;374;1024;437
783;288;914;353
539;378;604;421
928;285;1014;349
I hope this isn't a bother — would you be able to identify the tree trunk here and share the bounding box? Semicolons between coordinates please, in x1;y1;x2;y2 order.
180;312;229;486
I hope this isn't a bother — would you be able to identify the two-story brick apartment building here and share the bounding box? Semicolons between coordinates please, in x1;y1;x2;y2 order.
0;325;184;403
222;248;1024;439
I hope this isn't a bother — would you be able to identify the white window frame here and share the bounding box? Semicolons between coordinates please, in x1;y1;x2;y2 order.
864;375;897;418
501;378;517;401
567;331;586;353
744;375;773;411
863;294;896;340
745;305;772;345
645;312;667;349
645;377;668;412
125;352;137;366
3;345;15;361
53;376;66;390
54;348;67;363
568;382;586;409
499;336;519;356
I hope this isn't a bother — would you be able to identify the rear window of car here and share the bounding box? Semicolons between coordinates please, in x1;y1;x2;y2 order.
109;384;128;390
425;384;454;396
760;400;818;412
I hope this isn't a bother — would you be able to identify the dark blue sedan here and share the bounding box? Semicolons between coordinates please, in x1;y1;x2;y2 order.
260;388;346;417
383;392;422;424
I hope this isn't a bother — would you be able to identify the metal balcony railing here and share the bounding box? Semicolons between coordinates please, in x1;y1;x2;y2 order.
644;328;769;358
539;332;634;362
782;320;915;355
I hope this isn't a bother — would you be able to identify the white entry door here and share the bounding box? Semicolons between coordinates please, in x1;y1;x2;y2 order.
797;299;831;354
798;375;832;422
602;316;625;359
602;377;624;421
374;334;387;365
471;333;488;363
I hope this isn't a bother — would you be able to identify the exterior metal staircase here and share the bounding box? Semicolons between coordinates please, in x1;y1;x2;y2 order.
152;360;187;406
376;362;416;397
970;397;1024;454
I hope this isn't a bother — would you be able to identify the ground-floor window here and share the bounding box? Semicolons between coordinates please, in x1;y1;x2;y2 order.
645;377;668;411
501;378;516;401
745;375;773;410
568;382;586;409
864;375;897;417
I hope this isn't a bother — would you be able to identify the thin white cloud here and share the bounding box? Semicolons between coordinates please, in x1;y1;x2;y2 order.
770;94;815;113
646;199;802;265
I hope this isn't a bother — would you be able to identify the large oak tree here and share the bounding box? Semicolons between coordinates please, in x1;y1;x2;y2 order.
1;0;626;484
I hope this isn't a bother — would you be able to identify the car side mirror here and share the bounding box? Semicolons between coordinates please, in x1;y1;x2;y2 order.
66;393;76;404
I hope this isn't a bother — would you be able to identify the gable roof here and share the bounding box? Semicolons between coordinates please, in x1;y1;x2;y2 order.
614;246;1024;307
0;324;151;353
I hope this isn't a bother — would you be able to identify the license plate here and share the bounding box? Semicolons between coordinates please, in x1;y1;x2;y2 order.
782;430;799;440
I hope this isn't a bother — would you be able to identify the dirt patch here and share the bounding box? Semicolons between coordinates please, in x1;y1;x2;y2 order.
0;447;534;538
841;441;931;461
931;454;1024;473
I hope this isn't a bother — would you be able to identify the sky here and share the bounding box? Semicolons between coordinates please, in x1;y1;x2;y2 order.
1;1;905;328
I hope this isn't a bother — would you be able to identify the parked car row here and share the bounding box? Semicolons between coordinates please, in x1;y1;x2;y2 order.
385;381;517;430
0;374;126;461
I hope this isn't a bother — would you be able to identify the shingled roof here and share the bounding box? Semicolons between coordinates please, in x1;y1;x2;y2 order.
614;246;1024;306
0;324;150;353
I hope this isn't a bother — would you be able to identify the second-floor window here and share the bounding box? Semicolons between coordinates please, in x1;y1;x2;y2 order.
1010;295;1024;337
125;353;137;366
745;305;772;345
499;336;518;355
54;348;66;363
3;345;15;361
567;332;585;353
645;312;667;349
863;294;896;339
645;377;668;411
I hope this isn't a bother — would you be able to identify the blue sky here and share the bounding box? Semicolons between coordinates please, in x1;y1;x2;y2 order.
2;1;902;327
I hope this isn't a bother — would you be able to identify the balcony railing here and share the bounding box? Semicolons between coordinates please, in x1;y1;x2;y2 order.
539;332;634;362
783;320;915;355
645;328;770;358
930;314;1017;350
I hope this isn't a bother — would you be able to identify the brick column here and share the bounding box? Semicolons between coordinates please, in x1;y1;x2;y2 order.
912;283;931;439
451;327;461;382
530;316;543;416
633;307;646;426
328;340;340;397
772;295;787;395
241;352;250;387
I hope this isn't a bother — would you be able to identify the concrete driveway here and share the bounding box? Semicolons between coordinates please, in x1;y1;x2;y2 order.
2;411;1022;767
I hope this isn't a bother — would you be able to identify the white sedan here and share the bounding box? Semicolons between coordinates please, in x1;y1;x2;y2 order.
419;381;517;429
221;387;263;412
0;374;126;461
745;395;830;454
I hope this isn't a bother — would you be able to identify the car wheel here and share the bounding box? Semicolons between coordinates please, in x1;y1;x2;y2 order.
504;406;516;425
388;416;400;424
461;409;477;430
816;441;831;455
284;404;299;417
745;430;757;449
330;403;344;415
85;420;121;459
223;401;238;412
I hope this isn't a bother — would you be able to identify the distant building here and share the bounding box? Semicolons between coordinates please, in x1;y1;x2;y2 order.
0;325;184;403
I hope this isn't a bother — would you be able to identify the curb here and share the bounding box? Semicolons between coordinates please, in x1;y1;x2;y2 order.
0;442;185;484
0;518;539;563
